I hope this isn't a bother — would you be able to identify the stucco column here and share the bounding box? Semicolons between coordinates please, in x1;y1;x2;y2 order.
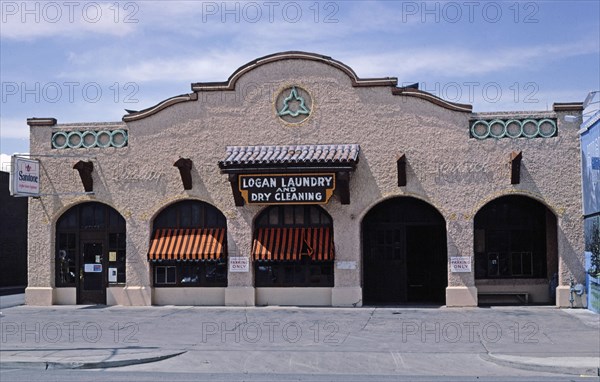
117;216;152;306
331;208;362;307
445;214;478;307
25;198;55;305
224;208;255;306
556;214;586;307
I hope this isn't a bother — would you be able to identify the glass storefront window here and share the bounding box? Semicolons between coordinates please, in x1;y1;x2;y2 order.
151;200;228;287
474;196;549;279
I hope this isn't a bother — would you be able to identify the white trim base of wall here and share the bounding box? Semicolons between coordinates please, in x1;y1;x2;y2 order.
332;287;362;307
24;287;53;306
256;288;332;306
556;286;587;308
225;287;256;306
446;286;478;307
54;287;76;305
152;287;225;305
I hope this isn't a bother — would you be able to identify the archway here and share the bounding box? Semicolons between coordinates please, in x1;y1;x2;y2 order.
362;197;447;304
149;200;228;288
55;202;126;304
474;195;557;304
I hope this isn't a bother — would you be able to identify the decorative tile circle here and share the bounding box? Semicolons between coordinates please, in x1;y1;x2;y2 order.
51;130;128;149
275;86;312;124
470;119;557;140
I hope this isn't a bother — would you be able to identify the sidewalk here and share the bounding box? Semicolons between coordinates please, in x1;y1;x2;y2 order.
1;305;598;376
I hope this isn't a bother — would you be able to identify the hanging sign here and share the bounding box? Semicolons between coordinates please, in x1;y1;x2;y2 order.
9;156;40;196
238;173;336;205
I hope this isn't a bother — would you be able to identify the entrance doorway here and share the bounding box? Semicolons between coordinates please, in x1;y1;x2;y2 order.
362;197;447;305
474;195;557;305
55;202;126;305
79;241;106;304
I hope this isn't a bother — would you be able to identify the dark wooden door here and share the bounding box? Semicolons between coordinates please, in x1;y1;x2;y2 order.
363;226;406;304
78;241;106;304
405;225;447;303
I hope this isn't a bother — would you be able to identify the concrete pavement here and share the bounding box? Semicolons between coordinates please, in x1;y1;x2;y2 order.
0;304;598;377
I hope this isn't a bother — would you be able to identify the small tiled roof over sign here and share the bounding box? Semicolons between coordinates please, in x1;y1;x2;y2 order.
219;144;360;172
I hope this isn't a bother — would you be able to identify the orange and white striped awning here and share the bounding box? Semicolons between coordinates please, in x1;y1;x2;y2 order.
252;227;334;261
148;228;226;261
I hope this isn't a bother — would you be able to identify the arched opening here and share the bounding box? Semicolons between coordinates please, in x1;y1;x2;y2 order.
253;205;334;288
474;195;558;305
55;202;126;305
362;197;447;305
149;200;227;287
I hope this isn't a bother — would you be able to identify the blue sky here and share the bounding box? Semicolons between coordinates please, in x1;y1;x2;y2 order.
1;0;599;169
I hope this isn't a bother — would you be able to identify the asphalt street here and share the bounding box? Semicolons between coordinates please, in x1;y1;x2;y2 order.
0;299;598;381
0;293;25;310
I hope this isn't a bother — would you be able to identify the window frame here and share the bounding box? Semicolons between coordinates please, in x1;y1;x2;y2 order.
254;259;334;287
152;261;227;287
154;265;177;285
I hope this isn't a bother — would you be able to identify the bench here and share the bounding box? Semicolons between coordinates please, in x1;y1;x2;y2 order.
478;292;529;304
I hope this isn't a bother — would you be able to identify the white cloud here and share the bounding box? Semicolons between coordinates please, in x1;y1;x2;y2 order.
57;39;598;88
58;49;261;83
1;2;137;40
120;52;247;83
139;1;410;39
24;1;592;87
339;41;599;79
0;118;30;139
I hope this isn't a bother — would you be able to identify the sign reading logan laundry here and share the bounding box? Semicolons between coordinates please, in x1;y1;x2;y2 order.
239;173;335;204
10;156;40;196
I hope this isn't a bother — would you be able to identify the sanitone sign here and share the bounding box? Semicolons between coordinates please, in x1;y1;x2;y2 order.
239;173;335;205
9;156;40;196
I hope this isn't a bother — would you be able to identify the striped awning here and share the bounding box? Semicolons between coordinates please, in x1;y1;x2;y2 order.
148;228;226;261
252;227;334;261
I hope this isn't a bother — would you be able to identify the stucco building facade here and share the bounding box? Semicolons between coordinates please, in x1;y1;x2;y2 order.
24;52;586;307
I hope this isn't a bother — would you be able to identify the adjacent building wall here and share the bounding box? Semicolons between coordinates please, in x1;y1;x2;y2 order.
581;110;600;312
0;171;28;288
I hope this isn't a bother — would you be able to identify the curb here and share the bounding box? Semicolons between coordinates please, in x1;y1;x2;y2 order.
0;350;186;370
480;353;600;376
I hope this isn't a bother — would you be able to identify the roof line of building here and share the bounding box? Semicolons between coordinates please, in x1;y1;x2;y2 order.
122;93;198;122
392;87;473;113
191;51;398;91
26;53;584;125
122;51;476;121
